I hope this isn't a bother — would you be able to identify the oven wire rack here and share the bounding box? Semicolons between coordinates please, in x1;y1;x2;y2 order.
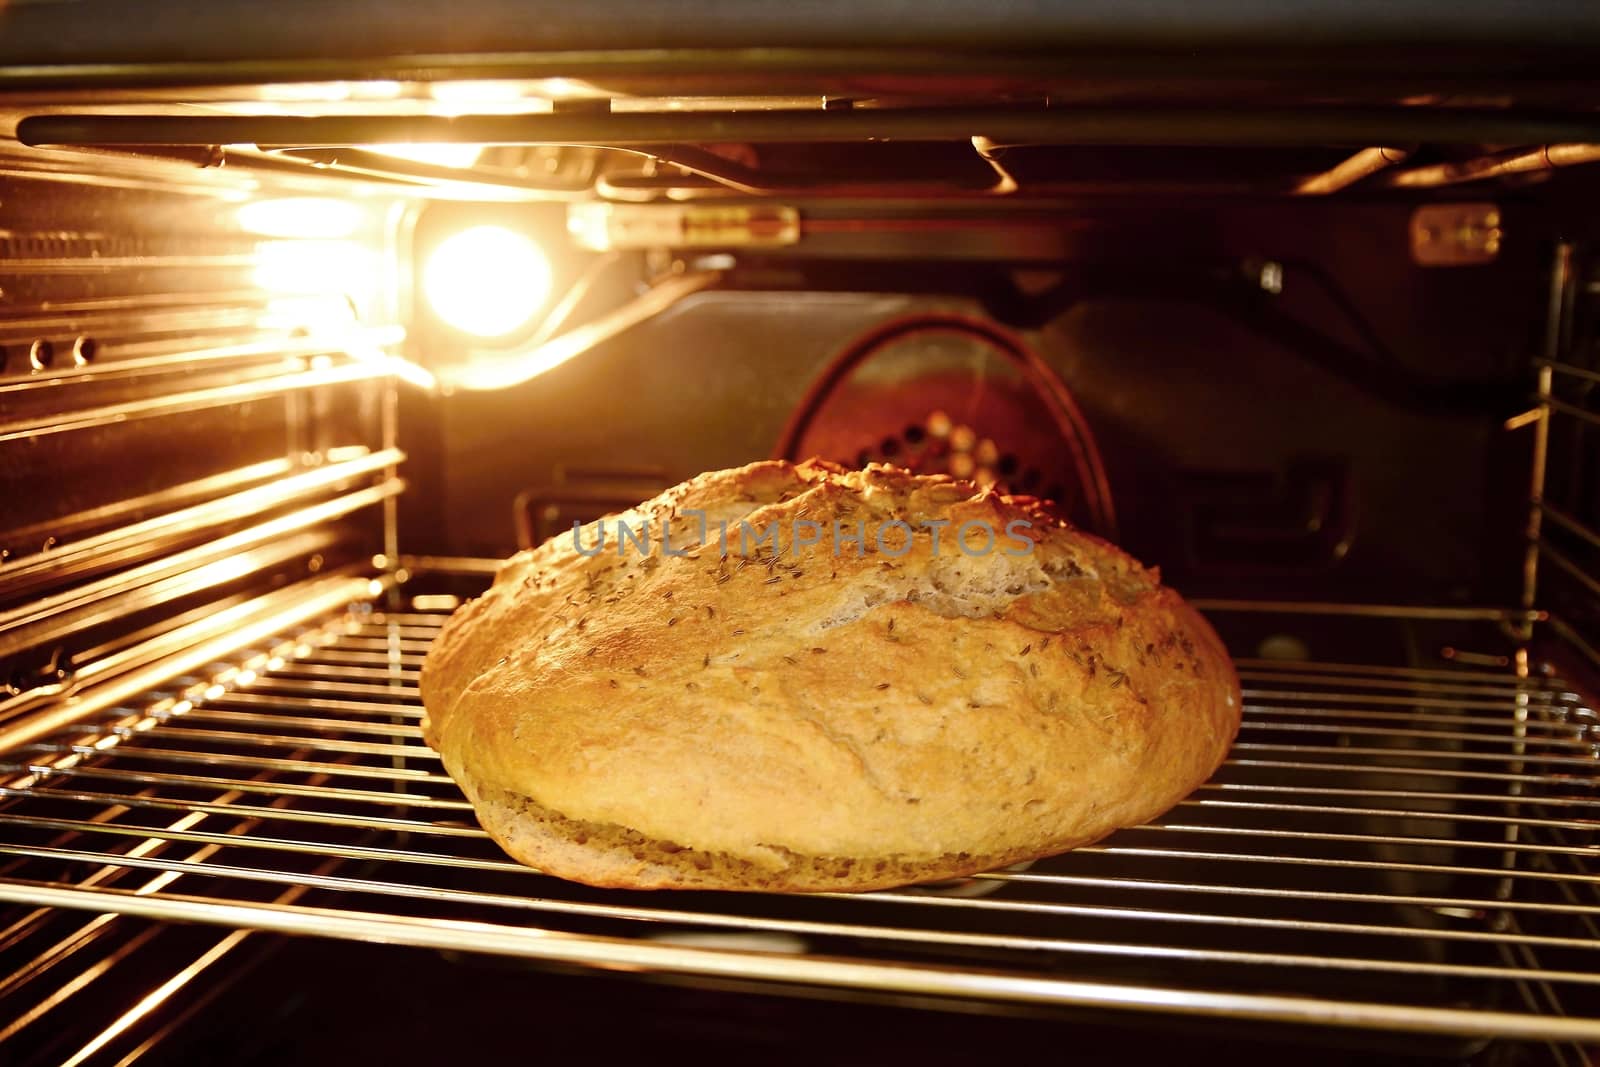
0;596;1597;1048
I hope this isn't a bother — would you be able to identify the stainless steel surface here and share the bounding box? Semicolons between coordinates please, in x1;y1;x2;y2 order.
0;574;386;754
0;483;401;662
1;459;293;555
0;0;1596;66
27;109;1600;151
0;448;401;598
0;595;1594;1047
0;361;394;445
0;327;405;396
435;269;722;392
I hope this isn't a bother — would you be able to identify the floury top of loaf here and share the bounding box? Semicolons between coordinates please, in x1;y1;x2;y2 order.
421;460;1242;892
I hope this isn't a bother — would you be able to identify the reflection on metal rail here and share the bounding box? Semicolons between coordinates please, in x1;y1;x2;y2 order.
0;325;407;395
0;448;403;598
0;573;387;756
0;481;403;662
1535;358;1600;385
3;459;292;550
1536;540;1600;602
1541;396;1600;430
0;361;392;444
1545;613;1600;679
0;530;339;663
1188;599;1544;622
1539;501;1600;557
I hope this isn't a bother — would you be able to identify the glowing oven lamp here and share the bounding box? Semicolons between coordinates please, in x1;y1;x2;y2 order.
423;225;552;338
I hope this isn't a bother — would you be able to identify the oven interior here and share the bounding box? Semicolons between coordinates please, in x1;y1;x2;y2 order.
2;7;1600;1064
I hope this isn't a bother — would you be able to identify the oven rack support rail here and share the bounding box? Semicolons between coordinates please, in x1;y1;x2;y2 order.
0;588;1596;1050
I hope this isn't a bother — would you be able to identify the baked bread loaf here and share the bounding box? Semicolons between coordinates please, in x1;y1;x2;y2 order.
421;459;1240;892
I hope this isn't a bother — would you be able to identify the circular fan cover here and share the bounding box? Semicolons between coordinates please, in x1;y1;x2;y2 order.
776;314;1116;538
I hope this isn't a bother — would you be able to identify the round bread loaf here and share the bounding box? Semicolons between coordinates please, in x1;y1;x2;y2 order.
420;459;1240;892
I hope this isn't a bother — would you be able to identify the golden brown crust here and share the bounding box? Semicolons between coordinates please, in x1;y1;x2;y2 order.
420;459;1241;892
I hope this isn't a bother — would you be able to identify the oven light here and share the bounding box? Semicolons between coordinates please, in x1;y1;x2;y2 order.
238;197;364;239
423;225;551;338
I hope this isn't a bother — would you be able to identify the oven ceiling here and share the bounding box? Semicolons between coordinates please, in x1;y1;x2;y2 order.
0;0;1597;109
5;2;1600;205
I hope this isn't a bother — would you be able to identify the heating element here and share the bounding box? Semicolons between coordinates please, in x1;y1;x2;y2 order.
0;582;1595;1062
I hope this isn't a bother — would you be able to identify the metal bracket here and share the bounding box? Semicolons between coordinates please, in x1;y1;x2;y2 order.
1409;202;1502;266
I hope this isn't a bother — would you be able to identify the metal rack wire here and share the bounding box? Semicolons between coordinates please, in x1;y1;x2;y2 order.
0;594;1596;1055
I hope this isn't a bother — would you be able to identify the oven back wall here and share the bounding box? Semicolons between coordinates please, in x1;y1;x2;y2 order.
407;196;1548;606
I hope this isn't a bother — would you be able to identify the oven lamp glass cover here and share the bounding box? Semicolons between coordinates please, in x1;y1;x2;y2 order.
424;225;552;338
